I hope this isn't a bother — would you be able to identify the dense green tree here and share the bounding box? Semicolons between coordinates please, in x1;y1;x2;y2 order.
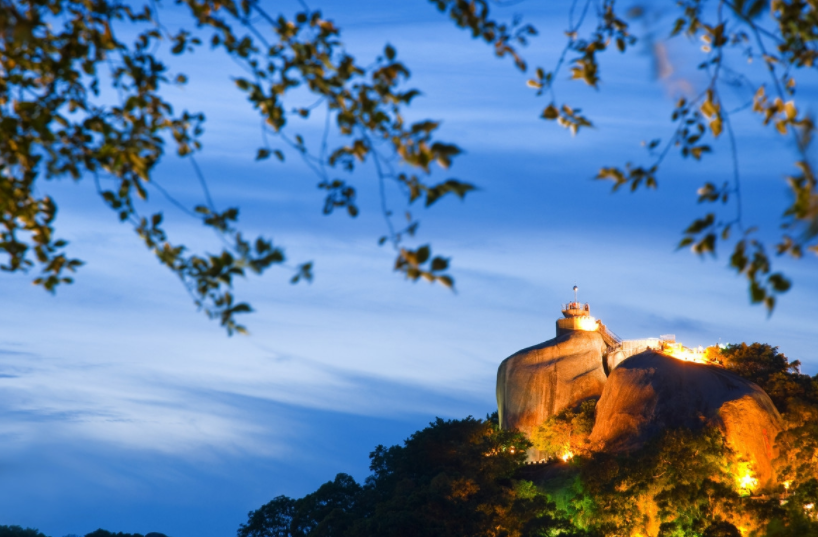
239;415;581;537
565;428;749;536
0;526;49;537
291;473;361;537
84;530;145;537
709;343;818;505
239;496;297;537
351;416;565;537
532;400;596;461
714;343;818;412
239;475;361;537
702;521;742;537
239;412;818;537
0;528;166;537
765;477;818;536
3;1;818;332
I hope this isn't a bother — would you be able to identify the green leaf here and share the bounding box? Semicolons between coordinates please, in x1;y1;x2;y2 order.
750;281;765;303
768;273;791;292
430;256;448;271
685;214;715;234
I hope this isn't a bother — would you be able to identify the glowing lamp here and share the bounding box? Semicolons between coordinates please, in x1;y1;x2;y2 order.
736;466;758;495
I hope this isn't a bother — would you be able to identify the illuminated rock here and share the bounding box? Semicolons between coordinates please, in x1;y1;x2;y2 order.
496;330;608;460
589;350;783;487
604;347;627;374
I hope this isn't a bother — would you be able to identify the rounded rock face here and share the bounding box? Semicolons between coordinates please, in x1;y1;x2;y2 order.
496;330;608;459
589;351;783;487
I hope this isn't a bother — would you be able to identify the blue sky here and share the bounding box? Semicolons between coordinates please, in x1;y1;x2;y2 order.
1;1;817;536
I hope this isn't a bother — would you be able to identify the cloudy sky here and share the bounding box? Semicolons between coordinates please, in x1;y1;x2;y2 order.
2;1;817;536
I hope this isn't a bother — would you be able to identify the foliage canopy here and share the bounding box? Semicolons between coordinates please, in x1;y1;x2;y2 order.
531;399;596;461
238;415;579;537
0;527;168;537
2;0;817;332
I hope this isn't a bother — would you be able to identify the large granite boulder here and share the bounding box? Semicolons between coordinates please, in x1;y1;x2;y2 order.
589;351;783;487
496;330;608;459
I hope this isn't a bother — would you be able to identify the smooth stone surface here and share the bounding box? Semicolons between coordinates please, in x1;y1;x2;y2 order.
589;350;783;487
496;330;607;459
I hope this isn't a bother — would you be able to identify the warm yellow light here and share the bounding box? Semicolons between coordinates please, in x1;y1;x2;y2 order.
736;464;758;494
783;480;791;490
575;316;598;331
661;343;714;365
561;451;574;462
805;503;814;510
740;474;757;490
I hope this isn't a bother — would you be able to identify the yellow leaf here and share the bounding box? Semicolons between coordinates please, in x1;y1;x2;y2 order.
701;89;719;118
784;100;797;120
709;117;722;137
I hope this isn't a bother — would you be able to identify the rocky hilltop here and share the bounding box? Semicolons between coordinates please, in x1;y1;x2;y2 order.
590;350;782;486
496;330;607;460
496;295;784;488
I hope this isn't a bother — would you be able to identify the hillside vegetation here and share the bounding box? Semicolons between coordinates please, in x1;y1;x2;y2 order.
237;343;818;537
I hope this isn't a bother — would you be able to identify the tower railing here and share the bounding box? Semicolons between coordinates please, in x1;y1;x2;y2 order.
598;322;622;347
561;302;590;312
